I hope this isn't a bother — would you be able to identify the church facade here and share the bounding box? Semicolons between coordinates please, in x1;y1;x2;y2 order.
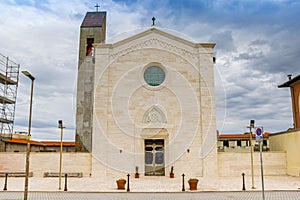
76;12;217;178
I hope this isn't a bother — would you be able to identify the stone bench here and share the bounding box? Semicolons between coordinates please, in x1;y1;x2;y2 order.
43;172;83;178
0;172;33;177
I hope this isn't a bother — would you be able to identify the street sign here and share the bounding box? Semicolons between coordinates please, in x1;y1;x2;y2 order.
257;126;266;200
256;127;263;142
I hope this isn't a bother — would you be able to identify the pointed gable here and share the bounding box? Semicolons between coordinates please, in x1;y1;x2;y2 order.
106;27;215;49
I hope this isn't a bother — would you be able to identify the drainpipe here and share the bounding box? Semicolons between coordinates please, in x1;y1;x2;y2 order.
290;85;298;129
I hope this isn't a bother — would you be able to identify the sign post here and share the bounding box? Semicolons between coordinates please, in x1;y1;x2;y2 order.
256;127;265;200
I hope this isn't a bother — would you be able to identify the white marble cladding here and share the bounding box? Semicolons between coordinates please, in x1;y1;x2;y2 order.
92;28;216;178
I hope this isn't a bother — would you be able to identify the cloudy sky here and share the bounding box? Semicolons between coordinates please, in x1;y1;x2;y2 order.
0;0;299;141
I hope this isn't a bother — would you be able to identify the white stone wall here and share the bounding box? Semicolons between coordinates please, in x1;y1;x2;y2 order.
0;152;287;178
0;153;91;177
218;152;286;176
269;130;300;176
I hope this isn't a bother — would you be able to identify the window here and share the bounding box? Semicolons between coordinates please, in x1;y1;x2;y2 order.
144;66;165;86
263;139;267;146
223;140;229;147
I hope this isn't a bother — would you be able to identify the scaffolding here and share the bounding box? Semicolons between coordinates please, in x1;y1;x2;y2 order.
0;53;20;135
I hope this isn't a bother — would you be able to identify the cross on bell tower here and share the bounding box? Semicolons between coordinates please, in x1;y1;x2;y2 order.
95;3;100;12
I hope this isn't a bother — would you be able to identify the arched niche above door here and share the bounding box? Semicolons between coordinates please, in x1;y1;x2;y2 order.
142;106;167;125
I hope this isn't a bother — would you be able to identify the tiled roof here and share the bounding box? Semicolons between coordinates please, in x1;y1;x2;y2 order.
218;132;269;139
81;12;106;28
278;74;300;88
41;141;75;147
4;138;75;147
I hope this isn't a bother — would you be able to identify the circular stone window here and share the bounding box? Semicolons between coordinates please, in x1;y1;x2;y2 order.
144;66;165;86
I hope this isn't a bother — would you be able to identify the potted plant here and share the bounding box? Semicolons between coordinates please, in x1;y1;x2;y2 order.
116;178;126;190
188;178;199;190
135;166;139;178
170;166;174;178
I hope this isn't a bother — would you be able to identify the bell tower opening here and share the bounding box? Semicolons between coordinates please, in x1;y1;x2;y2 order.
86;38;94;56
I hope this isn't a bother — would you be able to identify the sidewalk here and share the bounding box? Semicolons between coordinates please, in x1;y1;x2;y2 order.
1;191;300;200
1;175;300;192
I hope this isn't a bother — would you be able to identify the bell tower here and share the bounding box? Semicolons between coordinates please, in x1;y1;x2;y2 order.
76;11;106;152
78;11;106;67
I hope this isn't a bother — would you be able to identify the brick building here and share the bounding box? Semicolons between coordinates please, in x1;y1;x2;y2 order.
0;133;74;152
217;133;269;152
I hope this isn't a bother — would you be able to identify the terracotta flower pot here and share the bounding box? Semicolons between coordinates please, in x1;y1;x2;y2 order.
135;173;139;178
188;180;198;190
116;180;126;190
170;173;174;178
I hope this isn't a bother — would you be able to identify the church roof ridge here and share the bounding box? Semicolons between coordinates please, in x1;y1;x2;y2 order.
101;27;215;49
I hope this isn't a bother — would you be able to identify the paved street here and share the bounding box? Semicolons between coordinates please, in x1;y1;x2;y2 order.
1;191;300;200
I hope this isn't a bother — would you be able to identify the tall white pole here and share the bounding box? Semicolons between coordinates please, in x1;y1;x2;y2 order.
248;120;255;189
260;141;265;200
22;71;35;200
58;120;64;190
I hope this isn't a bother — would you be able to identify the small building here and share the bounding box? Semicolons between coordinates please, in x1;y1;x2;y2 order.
217;133;269;152
0;133;75;152
268;74;300;176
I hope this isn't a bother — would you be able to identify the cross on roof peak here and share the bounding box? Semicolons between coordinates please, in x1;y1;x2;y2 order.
95;3;100;12
152;17;156;27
